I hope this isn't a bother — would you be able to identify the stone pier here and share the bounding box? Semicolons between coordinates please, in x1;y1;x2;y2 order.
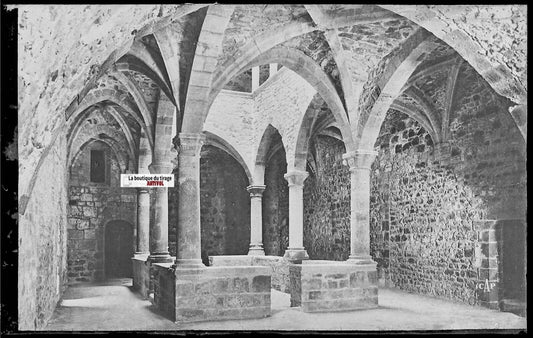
209;255;290;293
153;263;272;323
289;260;378;312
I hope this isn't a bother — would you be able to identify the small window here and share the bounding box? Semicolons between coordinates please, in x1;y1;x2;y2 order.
90;150;106;183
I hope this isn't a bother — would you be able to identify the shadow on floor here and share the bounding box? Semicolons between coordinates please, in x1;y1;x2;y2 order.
45;282;527;332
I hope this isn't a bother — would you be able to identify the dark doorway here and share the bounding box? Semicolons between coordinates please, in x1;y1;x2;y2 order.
497;220;526;316
105;220;133;278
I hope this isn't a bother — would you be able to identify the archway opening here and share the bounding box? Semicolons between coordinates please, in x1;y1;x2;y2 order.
197;145;251;265
261;128;289;256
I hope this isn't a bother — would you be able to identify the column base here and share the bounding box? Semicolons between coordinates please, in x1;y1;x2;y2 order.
248;244;265;256
346;255;376;265
172;258;205;269
284;248;309;262
148;253;174;264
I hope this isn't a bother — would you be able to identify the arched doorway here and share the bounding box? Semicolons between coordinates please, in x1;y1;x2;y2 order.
105;220;134;278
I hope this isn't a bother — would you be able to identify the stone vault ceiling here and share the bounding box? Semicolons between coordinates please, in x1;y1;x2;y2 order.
14;4;527;201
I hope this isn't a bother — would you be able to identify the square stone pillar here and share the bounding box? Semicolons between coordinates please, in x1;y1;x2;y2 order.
173;133;206;268
247;185;266;256
283;170;309;262
342;150;378;265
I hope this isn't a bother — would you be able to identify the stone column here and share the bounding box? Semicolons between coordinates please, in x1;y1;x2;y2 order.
247;185;266;256
269;63;278;78
252;66;260;91
174;132;206;268
147;162;173;263
283;170;309;262
136;188;150;254
342;150;378;264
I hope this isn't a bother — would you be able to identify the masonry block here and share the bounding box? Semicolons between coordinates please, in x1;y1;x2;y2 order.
132;254;150;299
153;263;271;323
289;260;379;313
209;255;291;293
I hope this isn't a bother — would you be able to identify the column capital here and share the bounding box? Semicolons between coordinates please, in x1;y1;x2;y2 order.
246;185;266;197
284;170;309;187
177;132;206;157
342;149;378;171
148;162;174;174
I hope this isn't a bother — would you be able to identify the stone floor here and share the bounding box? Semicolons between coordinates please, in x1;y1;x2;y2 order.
44;278;526;332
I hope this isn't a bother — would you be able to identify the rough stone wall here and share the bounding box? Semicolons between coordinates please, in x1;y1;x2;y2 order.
448;63;526;219
281;30;343;102
369;66;526;305
67;141;136;283
303;135;351;261
218;4;310;67
168;145;250;263
338;17;418;113
262;148;289;256
18;134;68;330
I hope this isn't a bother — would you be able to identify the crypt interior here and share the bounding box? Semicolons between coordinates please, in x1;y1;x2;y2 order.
15;4;527;331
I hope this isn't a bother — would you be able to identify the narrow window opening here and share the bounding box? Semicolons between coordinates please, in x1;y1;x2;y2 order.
90;150;106;183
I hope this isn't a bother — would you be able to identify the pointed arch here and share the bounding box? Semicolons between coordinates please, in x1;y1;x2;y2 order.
293;93;324;171
254;124;286;185
203;131;252;185
67;104;138;170
208;46;355;154
67;90;153;153
356;35;442;150
69;137;128;175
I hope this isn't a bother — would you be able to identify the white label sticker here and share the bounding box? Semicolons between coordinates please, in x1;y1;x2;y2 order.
120;174;174;188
